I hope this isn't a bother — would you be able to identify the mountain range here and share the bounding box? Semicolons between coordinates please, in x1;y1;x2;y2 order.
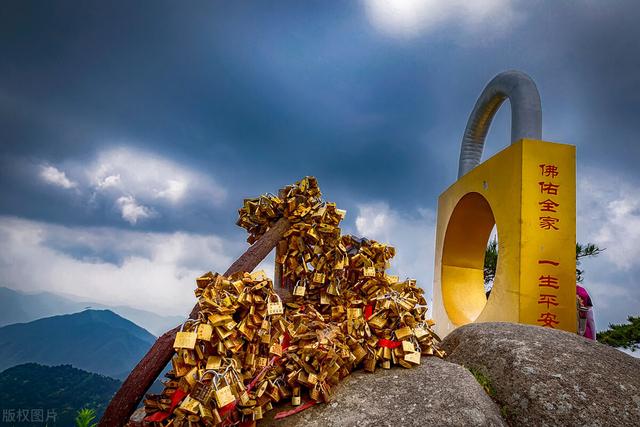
0;363;121;426
0;309;156;379
0;286;184;336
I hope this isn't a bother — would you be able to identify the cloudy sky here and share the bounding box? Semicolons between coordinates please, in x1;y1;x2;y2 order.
1;1;639;331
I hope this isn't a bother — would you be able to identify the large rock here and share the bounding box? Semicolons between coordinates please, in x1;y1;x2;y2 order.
440;322;640;427
263;357;506;426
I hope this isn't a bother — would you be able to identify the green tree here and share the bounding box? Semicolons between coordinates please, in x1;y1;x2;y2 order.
576;242;604;283
597;316;640;351
483;241;603;288
0;364;120;426
484;237;498;288
75;408;98;427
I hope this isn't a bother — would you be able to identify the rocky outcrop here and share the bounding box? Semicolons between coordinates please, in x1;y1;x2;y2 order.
262;357;506;427
440;322;640;427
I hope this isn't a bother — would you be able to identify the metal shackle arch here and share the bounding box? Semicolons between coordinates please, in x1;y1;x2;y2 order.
457;70;542;179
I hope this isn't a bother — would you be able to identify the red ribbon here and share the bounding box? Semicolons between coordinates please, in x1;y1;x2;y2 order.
143;388;187;422
282;331;291;350
219;401;237;418
364;304;373;320
247;356;279;391
273;400;317;419
378;339;402;349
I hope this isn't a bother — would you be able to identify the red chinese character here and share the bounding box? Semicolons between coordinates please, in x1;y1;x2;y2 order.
539;216;560;230
538;275;559;289
538;260;560;266
537;312;560;328
538;199;560;212
538;182;560;195
538;294;559;308
539;164;559;178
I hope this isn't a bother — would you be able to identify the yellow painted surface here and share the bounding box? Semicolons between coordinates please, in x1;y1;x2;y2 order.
432;139;576;337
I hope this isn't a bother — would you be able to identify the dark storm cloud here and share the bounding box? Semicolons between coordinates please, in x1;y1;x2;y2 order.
3;1;640;202
1;1;640;325
0;0;447;234
2;1;640;223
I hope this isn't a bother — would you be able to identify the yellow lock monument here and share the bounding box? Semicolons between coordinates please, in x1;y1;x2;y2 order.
432;71;576;338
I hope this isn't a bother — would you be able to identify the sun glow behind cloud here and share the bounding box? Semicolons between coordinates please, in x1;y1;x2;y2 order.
361;0;516;39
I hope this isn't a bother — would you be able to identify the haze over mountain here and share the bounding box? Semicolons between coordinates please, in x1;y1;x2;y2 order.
0;286;184;336
0;309;156;379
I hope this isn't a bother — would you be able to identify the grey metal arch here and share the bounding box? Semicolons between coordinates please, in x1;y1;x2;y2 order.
457;70;542;179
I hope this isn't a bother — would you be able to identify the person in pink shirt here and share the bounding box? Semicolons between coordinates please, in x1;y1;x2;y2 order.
576;284;595;339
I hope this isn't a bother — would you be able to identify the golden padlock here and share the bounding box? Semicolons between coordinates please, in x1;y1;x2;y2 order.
252;405;263;420
401;341;415;353
173;331;197;349
191;381;214;405
256;380;269;398
368;315;387;329
291;387;301;406
385;274;399;283
182;349;197;366
307;372;318;385
278;382;291;398
213;381;236;408
320;291;330;305
267;293;284;316
244;349;256;367
265;382;281;402
310;383;321;401
171;355;191;377
363;266;376;277
178;396;200;414
183;366;198;387
395;326;413;340
196;323;213;341
414;326;429;339
256;356;268;368
269;342;283;357
363;356;376;373
293;281;306;297
404;351;421;365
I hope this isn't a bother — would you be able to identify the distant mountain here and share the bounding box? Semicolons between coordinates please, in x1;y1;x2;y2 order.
0;310;156;379
0;363;121;426
0;287;184;336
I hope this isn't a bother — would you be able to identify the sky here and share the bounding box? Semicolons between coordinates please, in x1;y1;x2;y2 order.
1;1;639;331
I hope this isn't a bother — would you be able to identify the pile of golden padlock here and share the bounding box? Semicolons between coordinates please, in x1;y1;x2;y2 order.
143;177;443;426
